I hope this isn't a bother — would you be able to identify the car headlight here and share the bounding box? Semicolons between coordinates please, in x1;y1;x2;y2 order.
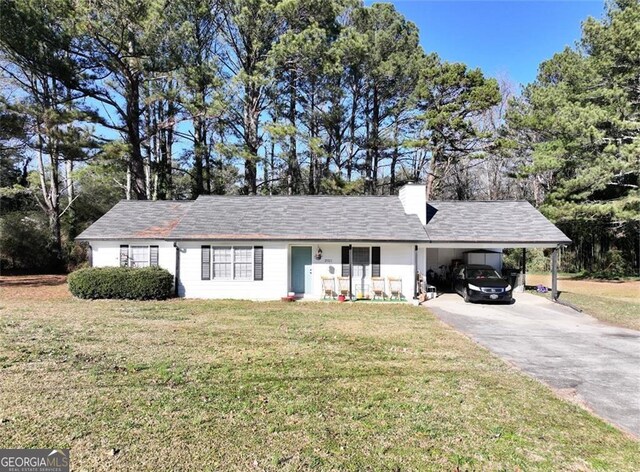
467;283;481;291
505;285;512;291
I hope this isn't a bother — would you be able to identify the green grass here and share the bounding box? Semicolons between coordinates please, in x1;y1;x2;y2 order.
1;294;639;470
526;274;640;330
557;292;640;331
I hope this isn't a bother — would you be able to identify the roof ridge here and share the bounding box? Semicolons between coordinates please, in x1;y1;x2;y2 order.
115;199;194;203
428;199;532;203
195;194;400;198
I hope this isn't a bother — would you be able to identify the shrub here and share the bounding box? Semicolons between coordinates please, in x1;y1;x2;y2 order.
68;267;173;300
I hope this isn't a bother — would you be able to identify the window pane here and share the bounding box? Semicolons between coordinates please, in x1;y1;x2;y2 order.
130;246;149;268
234;247;252;262
353;247;370;265
234;247;253;279
212;247;232;262
213;262;232;279
234;263;252;280
212;247;232;279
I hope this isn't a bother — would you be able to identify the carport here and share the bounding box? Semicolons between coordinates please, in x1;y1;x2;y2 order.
421;201;572;299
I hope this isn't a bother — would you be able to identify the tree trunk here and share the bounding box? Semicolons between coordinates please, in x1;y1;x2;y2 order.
390;118;399;195
127;74;147;199
364;94;372;194
371;85;379;195
65;159;76;238
37;116;63;267
347;83;358;182
288;70;300;195
193;120;204;197
308;81;317;195
243;83;259;195
426;157;437;201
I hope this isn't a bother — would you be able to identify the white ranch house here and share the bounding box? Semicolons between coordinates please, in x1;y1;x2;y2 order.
76;184;570;300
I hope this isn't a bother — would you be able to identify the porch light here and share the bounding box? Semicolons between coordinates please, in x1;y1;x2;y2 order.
315;247;323;260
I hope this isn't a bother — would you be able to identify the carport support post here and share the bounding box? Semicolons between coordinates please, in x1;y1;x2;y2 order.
551;247;558;301
413;245;418;299
521;248;526;286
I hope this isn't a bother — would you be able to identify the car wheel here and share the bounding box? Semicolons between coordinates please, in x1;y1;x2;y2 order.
463;289;470;303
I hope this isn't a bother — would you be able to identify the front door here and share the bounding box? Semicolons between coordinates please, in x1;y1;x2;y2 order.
352;247;370;298
291;246;312;294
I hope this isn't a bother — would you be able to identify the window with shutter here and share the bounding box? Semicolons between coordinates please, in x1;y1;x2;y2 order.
341;246;350;277
130;246;150;267
352;247;370;266
254;246;263;280
120;245;129;267
150;246;159;267
233;247;253;280
201;246;211;280
212;247;232;279
372;246;381;277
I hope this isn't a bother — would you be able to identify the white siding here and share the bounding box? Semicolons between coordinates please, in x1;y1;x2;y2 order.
425;247;503;279
309;243;416;300
91;240;418;300
426;247;465;274
91;240;176;275
464;251;503;271
177;241;288;299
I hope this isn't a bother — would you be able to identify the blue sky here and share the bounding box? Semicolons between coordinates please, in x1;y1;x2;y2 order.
365;0;606;88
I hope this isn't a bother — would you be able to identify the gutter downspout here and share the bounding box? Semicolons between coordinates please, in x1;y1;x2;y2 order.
173;242;180;298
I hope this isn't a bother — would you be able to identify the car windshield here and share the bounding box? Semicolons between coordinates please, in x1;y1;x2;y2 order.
467;268;502;279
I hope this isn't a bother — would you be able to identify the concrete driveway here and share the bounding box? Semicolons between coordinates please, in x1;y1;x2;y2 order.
426;292;640;436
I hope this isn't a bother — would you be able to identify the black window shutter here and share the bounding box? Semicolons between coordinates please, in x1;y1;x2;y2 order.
201;246;210;280
341;246;350;277
88;245;93;267
254;246;263;280
120;245;128;267
150;245;159;267
372;246;381;277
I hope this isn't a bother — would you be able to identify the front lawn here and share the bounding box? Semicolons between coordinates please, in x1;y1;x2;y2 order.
1;276;638;470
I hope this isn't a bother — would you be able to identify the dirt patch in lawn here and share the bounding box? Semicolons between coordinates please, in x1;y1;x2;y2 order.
0;275;71;301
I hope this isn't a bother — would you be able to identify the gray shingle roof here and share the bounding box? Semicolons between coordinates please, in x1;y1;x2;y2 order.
425;201;571;244
76;196;570;245
169;195;427;241
76;200;193;240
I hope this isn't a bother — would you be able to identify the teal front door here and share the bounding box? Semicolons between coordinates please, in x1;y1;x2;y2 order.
291;246;312;294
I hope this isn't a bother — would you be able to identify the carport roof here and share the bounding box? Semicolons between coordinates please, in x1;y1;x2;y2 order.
425;201;571;246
